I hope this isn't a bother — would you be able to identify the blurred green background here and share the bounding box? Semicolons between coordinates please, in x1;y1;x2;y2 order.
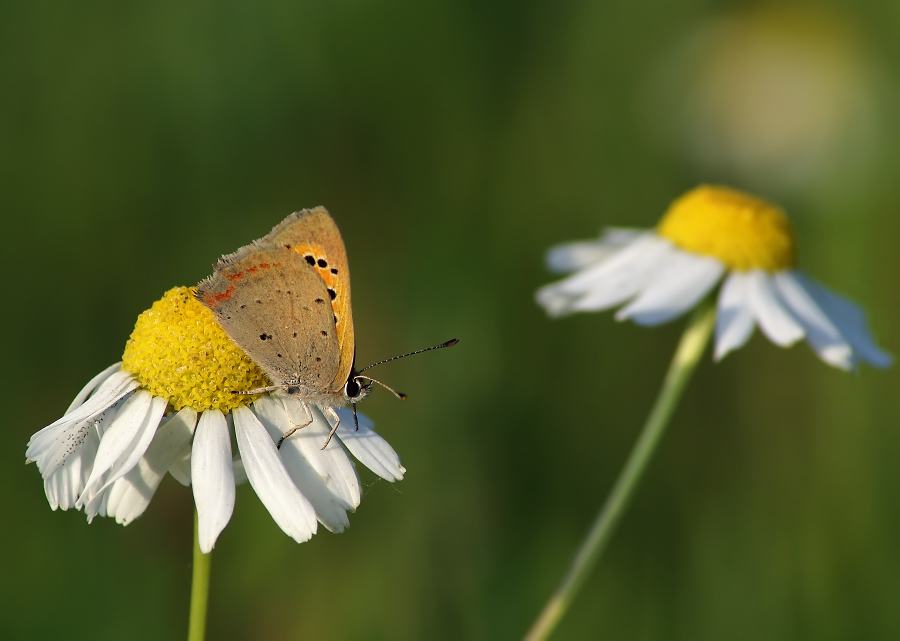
3;1;900;639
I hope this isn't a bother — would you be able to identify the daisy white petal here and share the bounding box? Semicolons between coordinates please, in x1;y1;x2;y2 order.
545;228;644;274
233;406;318;543
789;272;893;368
714;272;756;360
105;408;198;526
94;488;112;519
27;417;93;479
772;271;853;369
168;446;192;486
83;487;109;522
746;270;805;347
191;410;236;553
92;395;168;497
44;423;100;511
279;398;361;508
252;397;357;532
28;398;117;482
334;408;406;482
64;363;123;414
168;422;237;489
616;249;724;326
43;470;65;511
77;390;160;508
44;461;73;511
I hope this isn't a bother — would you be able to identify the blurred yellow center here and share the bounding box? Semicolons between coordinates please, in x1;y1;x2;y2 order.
657;186;795;271
121;287;269;412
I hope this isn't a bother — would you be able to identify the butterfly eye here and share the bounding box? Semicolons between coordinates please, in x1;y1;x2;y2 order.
345;379;362;399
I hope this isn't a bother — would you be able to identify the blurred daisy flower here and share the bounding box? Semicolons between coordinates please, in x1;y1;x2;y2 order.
26;287;404;552
536;185;891;370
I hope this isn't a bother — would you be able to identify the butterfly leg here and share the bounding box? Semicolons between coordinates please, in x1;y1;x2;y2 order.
236;385;283;395
321;406;342;450
276;401;314;449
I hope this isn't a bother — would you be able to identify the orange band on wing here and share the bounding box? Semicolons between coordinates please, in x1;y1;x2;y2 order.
200;283;236;308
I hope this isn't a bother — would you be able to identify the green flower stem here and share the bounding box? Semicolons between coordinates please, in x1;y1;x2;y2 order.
188;511;212;641
524;300;717;641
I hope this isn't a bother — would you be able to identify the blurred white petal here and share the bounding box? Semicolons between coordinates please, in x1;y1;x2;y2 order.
790;272;893;368
747;270;805;346
537;234;672;316
773;271;853;369
545;228;644;273
617;249;724;325
714;272;756;360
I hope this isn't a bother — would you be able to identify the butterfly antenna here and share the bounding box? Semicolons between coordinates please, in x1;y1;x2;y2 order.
356;338;459;375
356;375;408;400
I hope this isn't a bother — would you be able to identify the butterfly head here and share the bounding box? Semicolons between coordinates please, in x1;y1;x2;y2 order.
343;374;373;404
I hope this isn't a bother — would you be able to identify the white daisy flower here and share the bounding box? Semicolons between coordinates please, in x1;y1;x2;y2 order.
536;185;891;370
26;287;404;553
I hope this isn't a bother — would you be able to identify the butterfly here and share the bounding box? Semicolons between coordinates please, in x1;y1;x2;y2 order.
196;208;456;448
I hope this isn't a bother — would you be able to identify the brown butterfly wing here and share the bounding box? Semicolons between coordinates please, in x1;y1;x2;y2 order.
259;207;355;391
196;245;343;395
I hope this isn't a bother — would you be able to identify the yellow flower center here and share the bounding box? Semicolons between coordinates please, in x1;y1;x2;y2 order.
121;286;270;412
657;185;796;271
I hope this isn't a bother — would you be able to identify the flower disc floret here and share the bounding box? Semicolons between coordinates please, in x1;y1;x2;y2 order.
657;185;796;272
121;286;269;412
